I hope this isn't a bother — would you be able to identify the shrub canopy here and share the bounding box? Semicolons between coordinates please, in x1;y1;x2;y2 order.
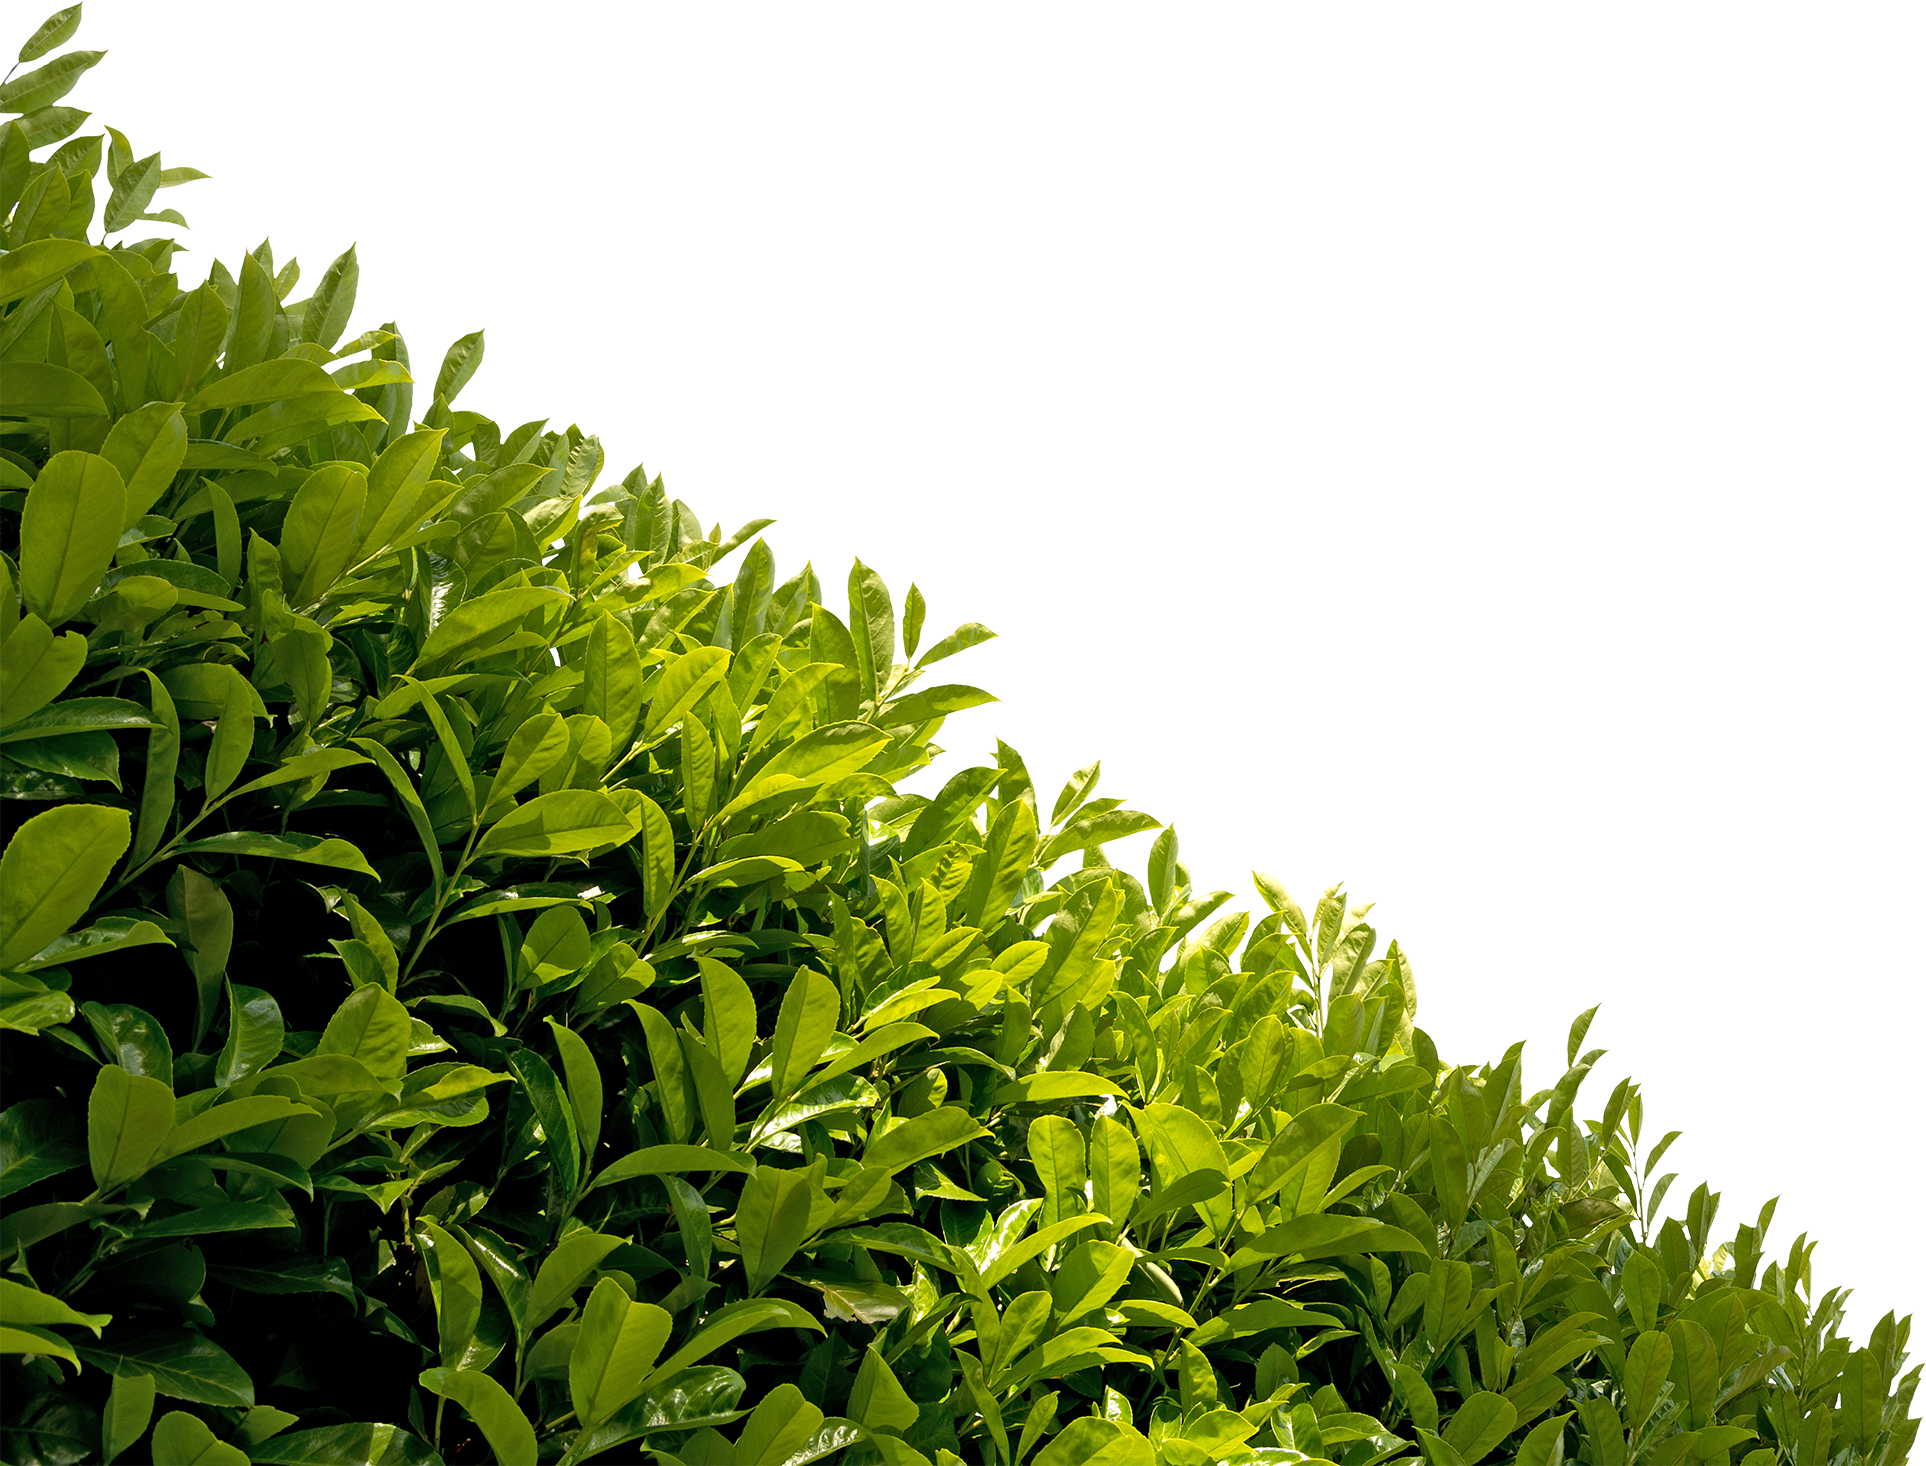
0;10;1917;1465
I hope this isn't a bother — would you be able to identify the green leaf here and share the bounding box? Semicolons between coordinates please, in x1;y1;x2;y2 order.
1567;1005;1599;1067
0;802;130;970
0;1200;113;1256
0;1098;84;1198
77;1327;255;1406
202;662;255;799
1513;1415;1571;1466
17;916;168;977
415;1218;484;1369
1033;1416;1154;1465
992;1072;1125;1107
18;6;83;64
583;613;645;756
433;329;485;406
642;1297;822;1386
865;1105;991;1175
298;245;358;350
696;957;757;1087
524;1229;624;1333
901;583;926;660
80;1001;171;1083
353;429;444;553
545;1017;603;1157
961;796;1038;928
246;1424;440;1466
0;615;86;726
486;710;570;809
1089;1113;1140;1234
5;729;122;787
279;463;367;605
569;1276;673;1429
0;238;100;306
718;720;891;818
737;1164;818;1294
18;450;125;626
847;557;894;705
1240;1214;1430;1263
633;791;675;925
101;401;189;526
150;1410;250;1465
1246;1102;1363;1210
0;1277;110;1334
154;1095;317;1165
1030;1114;1087;1227
101;1371;157;1466
734;1383;825;1466
417;1367;535;1466
770;969;840;1098
0;982;75;1033
642;644;731;742
1621;1329;1672;1430
881;682;996;728
317;985;411;1082
1;359;105;416
981;1215;1109;1289
589;1143;753;1190
914;621;996;669
0;48;104;113
221;748;369;802
850;1343;919;1435
184;359;340;414
1037;808;1162;867
126;679;175;866
0;694;156;744
103;151;164;234
504;1047;577;1194
1442;1391;1518;1465
170;831;379;877
413;584;568;671
349;738;443;886
628;998;698;1143
476;789;634;858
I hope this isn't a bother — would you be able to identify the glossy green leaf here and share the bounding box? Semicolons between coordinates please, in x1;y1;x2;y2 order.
0;801;130;970
80;1001;172;1083
150;1410;250;1465
316;984;411;1081
214;982;285;1086
584;613;645;756
0;238;100;307
202;662;255;799
18;450;125;626
0;1098;84;1198
476;789;634;858
737;1163;818;1294
0;614;86;726
415;1218;484;1368
101;1370;157;1466
588;1143;753;1190
171;831;379;877
568;1276;673;1429
417;1367;535;1466
866;1105;991;1175
280;463;366;604
770;968;840;1098
77;1327;255;1406
17;6;83;64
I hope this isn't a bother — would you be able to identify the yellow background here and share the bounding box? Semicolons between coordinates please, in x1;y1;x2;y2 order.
210;2;1926;1178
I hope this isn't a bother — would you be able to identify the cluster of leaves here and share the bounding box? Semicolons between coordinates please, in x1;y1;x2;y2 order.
0;9;1918;1464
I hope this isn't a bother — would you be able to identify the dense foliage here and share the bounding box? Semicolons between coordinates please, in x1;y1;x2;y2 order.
0;9;1918;1464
